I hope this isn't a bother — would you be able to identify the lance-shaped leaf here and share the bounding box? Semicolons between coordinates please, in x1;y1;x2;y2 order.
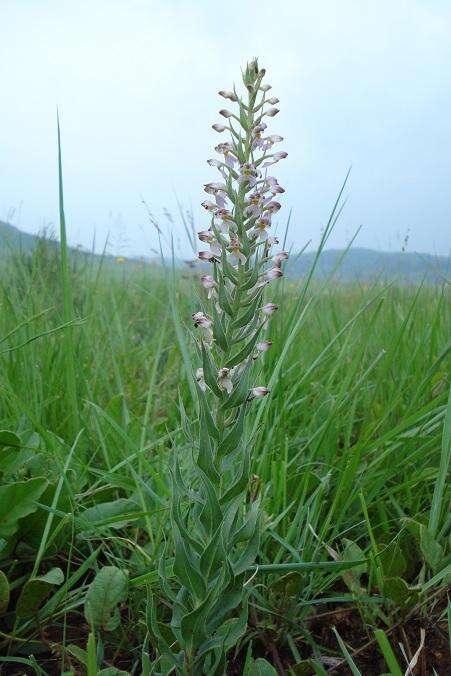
212;303;229;352
220;448;251;505
201;343;222;397
196;384;220;441
0;571;10;615
233;519;260;574
217;276;234;317
198;420;221;484
221;364;252;411
218;405;247;457
198;468;223;536
226;325;262;368
233;498;260;544
200;524;226;581
180;584;215;649
232;292;262;329
172;523;206;601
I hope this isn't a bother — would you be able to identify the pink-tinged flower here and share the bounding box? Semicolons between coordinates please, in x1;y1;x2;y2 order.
192;311;212;327
218;90;238;102
201;274;216;298
216;208;236;233
264;107;279;117
239;162;259;188
265;177;285;194
206;158;228;181
212;123;227;132
215;142;237;168
252;122;268;149
245;191;267;217
260;84;272;92
267;97;279;105
262;302;279;315
204;181;227;194
228;237;247;265
192;312;213;345
252;386;270;397
273;251;289;266
262;151;288;168
265;267;283;281
218;367;233;394
257;340;272;352
252;216;271;240
196;367;207;391
219;109;233;118
198;250;217;262
201;200;217;212
264;201;281;214
198;229;221;256
267;235;280;246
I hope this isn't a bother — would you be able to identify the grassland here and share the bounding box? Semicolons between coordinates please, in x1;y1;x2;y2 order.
0;232;450;674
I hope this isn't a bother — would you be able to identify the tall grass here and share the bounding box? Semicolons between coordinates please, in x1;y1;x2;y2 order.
0;230;449;672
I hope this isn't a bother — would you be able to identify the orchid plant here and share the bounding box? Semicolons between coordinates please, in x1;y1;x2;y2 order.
150;59;288;675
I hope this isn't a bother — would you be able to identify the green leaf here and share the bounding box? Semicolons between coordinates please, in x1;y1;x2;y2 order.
341;538;366;592
15;567;64;618
0;570;10;614
420;527;444;572
0;430;21;449
84;566;128;631
378;539;406;578
0;477;48;539
252;658;278;675
98;669;130;676
383;576;419;607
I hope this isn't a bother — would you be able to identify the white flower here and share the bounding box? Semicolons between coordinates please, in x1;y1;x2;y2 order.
257;340;272;352
218;367;233;394
218;90;238;102
262;302;278;316
196;367;207;391
265;267;283;281
212;123;227;132
201;274;216;298
192;312;213;344
273;251;289;266
252;386;270;398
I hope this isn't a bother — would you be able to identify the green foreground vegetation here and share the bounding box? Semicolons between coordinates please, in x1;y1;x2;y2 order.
0;233;450;674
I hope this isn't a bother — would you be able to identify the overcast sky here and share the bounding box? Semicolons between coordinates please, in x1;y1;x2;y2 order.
1;0;450;256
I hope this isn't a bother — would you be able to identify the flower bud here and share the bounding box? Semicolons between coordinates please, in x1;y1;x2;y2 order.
252;386;270;398
273;251;289;266
219;109;233;118
192;312;212;328
265;201;281;213
262;303;278;315
218;367;233;394
201;200;217;212
273;151;288;161
265;267;283;281
198;250;217;262
260;83;272;92
267;97;279;105
264;107;279;117
257;341;272;352
196;367;207;391
212;123;227;132
218;90;238;102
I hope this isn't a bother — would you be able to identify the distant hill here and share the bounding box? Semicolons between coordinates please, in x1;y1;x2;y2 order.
286;247;450;284
1;220;449;283
0;220;48;255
